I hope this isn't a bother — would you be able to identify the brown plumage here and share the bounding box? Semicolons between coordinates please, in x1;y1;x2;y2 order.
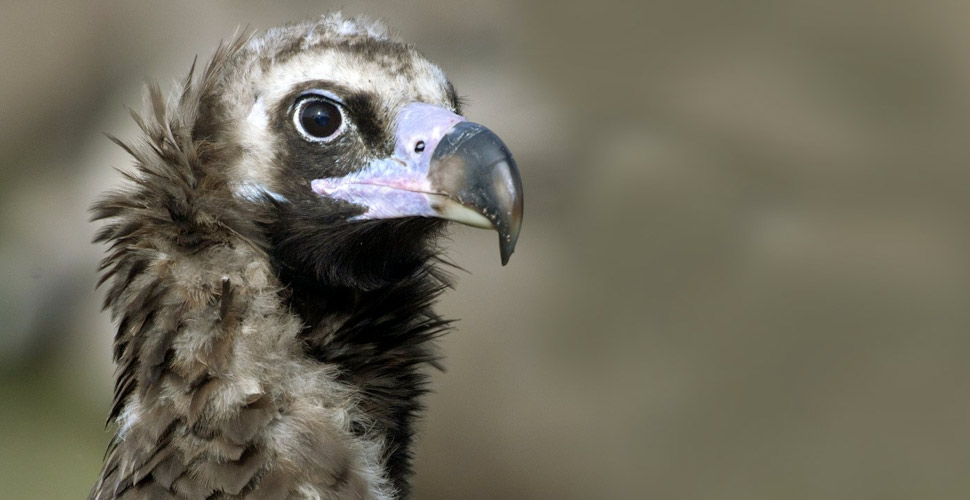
90;14;522;500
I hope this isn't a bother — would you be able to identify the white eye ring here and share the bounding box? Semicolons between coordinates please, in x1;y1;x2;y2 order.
293;91;346;142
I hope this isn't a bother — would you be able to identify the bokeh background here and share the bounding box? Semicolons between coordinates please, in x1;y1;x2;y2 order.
2;1;969;498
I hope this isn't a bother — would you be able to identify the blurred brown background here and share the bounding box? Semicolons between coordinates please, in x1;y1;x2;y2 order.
2;1;969;499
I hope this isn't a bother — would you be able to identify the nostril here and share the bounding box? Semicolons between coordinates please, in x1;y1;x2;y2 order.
414;141;426;153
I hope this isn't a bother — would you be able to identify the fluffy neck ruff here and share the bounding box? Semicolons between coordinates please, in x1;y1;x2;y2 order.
281;263;452;498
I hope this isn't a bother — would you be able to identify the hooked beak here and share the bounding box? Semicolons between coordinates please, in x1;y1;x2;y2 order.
427;121;523;264
311;102;524;265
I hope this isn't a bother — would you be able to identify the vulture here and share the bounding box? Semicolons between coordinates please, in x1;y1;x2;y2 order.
89;14;523;500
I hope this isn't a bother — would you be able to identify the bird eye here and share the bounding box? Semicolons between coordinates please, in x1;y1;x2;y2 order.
295;97;343;141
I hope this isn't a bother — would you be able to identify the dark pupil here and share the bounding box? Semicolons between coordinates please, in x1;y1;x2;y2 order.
300;100;341;138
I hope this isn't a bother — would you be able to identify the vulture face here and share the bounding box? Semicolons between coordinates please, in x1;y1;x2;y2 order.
204;22;523;287
90;15;522;500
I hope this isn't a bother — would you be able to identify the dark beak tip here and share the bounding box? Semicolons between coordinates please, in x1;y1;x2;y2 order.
499;211;522;266
499;237;514;266
431;120;523;266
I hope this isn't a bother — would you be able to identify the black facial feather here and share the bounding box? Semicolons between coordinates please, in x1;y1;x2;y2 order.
343;91;392;152
267;198;445;290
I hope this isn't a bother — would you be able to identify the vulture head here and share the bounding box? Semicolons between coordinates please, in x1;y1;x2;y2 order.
90;14;522;500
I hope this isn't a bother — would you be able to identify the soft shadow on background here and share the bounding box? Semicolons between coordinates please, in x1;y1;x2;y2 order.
2;1;969;499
